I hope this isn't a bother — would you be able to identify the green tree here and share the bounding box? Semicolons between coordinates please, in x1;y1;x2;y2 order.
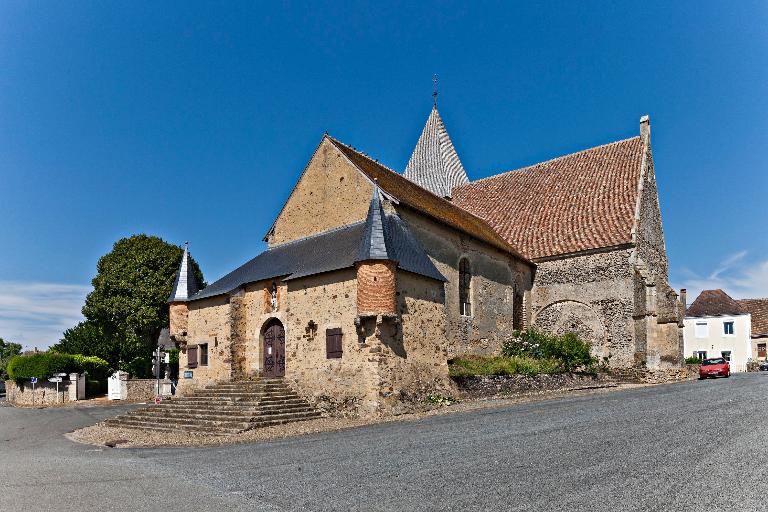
80;235;205;376
0;338;23;380
50;320;121;367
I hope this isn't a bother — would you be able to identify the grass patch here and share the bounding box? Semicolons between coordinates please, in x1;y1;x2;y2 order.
449;355;565;378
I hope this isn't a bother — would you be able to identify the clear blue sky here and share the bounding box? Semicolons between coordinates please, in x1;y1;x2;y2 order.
1;1;767;349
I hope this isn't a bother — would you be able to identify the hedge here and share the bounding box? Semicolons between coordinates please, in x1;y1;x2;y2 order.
6;353;111;382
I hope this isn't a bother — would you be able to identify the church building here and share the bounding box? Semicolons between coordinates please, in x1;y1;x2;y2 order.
168;105;682;416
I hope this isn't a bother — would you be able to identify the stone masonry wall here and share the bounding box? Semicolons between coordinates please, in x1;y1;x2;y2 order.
356;261;397;315
531;249;637;367
169;302;189;338
283;269;380;416
396;206;534;359
178;294;233;393
5;380;73;406
266;138;373;247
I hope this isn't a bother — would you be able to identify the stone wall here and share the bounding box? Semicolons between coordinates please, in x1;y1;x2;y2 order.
266;138;373;246
397;206;534;358
169;302;189;338
611;364;699;384
283;268;380;415
124;379;158;401
531;248;637;367
5;380;72;406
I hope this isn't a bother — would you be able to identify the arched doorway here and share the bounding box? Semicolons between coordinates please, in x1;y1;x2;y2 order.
262;319;286;378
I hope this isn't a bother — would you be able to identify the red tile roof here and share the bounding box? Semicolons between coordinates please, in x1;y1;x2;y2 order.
327;136;530;263
452;137;645;259
686;289;748;317
737;299;768;336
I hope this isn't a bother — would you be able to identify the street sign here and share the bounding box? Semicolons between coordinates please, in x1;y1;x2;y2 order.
183;370;193;379
154;395;162;404
48;377;62;383
30;377;38;384
54;373;67;377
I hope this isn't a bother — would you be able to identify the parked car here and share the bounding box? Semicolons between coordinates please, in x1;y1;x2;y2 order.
759;361;768;372
699;357;730;379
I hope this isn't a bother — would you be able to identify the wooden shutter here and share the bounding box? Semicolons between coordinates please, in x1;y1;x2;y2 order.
187;346;198;368
326;328;343;359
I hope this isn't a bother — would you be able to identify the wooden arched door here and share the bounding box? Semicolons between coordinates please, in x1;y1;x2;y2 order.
263;320;286;378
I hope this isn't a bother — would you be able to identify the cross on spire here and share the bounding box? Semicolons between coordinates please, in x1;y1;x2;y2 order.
432;74;438;106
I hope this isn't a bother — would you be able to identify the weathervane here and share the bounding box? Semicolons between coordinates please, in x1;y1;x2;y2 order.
432;74;438;106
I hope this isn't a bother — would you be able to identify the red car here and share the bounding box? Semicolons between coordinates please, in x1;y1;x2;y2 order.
699;357;730;379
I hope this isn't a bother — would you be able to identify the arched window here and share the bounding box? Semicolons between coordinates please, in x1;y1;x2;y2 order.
459;258;472;316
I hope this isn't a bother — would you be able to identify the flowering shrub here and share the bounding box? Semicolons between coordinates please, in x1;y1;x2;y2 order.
425;394;457;406
502;328;596;372
449;355;563;378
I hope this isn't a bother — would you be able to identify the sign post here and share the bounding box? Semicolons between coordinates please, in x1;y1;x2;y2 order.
30;377;37;405
48;373;67;404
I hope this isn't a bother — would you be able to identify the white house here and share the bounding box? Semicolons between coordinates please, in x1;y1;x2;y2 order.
682;289;752;371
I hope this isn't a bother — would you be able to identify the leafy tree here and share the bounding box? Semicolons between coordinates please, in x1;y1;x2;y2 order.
50;321;122;368
0;338;23;380
80;235;205;376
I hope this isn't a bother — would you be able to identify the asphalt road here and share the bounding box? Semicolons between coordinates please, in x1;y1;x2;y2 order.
2;373;767;511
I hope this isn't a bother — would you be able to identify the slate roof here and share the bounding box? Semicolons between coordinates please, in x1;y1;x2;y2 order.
452;137;645;260
685;289;748;318
356;183;392;261
737;299;768;336
328;137;530;262
191;215;445;301
404;106;469;198
168;243;201;303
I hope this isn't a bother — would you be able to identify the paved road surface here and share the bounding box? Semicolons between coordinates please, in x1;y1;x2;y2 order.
2;374;767;511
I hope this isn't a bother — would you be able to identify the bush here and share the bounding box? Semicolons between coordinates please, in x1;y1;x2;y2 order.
685;356;702;365
6;353;79;381
6;353;112;382
502;328;596;372
449;355;564;378
72;355;111;380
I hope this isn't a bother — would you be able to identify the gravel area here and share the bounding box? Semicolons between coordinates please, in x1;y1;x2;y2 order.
68;382;636;448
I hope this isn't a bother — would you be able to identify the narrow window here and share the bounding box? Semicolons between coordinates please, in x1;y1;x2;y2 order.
199;343;209;366
758;344;766;358
512;289;524;330
326;328;343;359
694;350;707;361
459;258;472;316
694;321;708;338
723;321;734;335
187;345;198;369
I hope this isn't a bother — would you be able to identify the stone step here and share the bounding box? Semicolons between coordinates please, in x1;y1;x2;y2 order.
151;404;261;414
104;419;241;435
129;408;257;420
110;414;252;430
252;410;321;421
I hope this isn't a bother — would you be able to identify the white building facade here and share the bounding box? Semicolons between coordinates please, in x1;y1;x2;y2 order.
682;289;753;372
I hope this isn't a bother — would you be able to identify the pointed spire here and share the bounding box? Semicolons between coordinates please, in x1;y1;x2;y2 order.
356;180;393;262
168;242;200;303
403;105;469;198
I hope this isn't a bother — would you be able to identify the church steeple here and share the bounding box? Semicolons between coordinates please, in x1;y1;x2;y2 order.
168;242;200;303
403;105;469;199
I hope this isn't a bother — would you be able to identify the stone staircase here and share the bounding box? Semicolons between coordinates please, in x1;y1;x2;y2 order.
104;378;320;435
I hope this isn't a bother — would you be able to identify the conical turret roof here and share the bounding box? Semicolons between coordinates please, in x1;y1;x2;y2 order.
168;243;200;303
404;106;469;198
356;182;393;262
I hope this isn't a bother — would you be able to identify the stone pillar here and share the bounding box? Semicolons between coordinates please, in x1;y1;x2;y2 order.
356;261;397;316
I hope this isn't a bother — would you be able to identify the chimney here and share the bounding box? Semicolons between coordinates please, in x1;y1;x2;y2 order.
680;288;687;311
640;115;651;141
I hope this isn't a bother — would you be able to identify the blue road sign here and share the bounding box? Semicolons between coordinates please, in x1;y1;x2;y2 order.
30;377;38;384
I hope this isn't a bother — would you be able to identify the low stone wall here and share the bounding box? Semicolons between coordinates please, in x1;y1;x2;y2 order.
125;379;158;401
5;380;72;406
612;364;699;384
453;373;616;399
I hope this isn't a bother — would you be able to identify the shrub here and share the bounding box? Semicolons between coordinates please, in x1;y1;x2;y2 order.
6;353;79;381
449;355;564;378
72;355;111;380
685;356;702;365
502;328;596;372
6;353;112;382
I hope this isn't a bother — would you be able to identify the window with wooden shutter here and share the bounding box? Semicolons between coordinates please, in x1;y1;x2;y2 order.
326;328;343;359
187;345;198;368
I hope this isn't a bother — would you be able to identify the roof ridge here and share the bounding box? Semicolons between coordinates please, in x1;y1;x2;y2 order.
326;134;403;175
465;135;642;185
